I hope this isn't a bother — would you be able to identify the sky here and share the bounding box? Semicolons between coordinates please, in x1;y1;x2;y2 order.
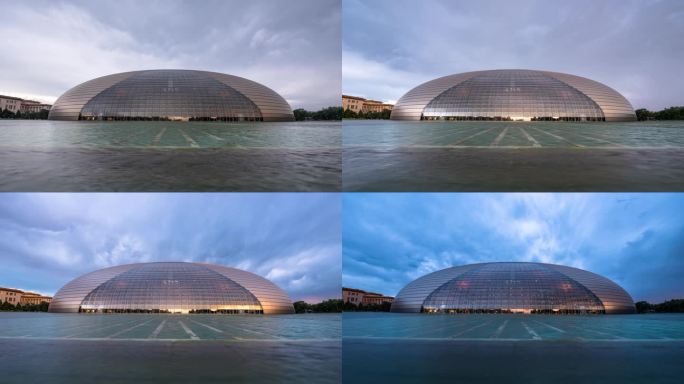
0;0;340;110
0;193;341;303
343;193;684;303
343;0;684;109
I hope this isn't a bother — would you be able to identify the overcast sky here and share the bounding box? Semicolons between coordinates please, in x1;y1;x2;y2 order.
0;0;340;110
343;193;684;303
0;193;341;303
343;0;684;109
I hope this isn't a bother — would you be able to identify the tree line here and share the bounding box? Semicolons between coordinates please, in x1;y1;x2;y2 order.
342;301;392;312
0;300;50;312
342;108;391;120
293;107;342;121
0;108;50;120
293;299;343;313
635;299;684;313
635;106;684;121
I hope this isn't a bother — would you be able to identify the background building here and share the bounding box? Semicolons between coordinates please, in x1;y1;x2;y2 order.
20;100;52;113
49;262;294;314
343;287;394;305
19;292;53;305
392;262;635;314
343;95;393;113
49;69;294;122
391;69;636;122
0;95;24;114
1;95;52;116
0;287;52;305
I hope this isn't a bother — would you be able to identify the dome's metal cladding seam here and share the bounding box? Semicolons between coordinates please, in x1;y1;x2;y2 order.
390;69;636;122
48;69;294;122
48;262;295;314
391;262;635;314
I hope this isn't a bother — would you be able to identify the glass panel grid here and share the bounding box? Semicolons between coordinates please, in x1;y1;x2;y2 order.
422;263;605;314
80;70;263;121
423;70;605;121
79;263;263;314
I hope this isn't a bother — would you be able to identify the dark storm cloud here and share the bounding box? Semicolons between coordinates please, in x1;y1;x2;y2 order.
0;0;340;110
343;0;684;109
0;194;341;303
342;193;684;303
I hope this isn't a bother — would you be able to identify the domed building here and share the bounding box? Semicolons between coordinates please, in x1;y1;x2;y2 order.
48;69;294;122
48;262;294;314
391;69;636;122
391;262;635;314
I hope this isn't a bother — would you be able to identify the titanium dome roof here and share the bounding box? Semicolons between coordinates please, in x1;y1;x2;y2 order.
391;262;635;314
391;69;636;122
48;69;294;122
48;262;294;314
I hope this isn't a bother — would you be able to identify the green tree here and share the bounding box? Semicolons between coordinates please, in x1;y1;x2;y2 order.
0;108;15;119
312;106;342;121
342;108;358;119
634;108;653;121
635;301;653;313
293;108;310;121
293;300;311;313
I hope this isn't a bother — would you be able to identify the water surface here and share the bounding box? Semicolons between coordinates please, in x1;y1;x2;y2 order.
0;120;341;191
0;312;340;384
343;120;684;191
343;312;684;384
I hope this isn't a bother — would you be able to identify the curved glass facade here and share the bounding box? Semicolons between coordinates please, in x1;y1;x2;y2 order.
49;262;295;314
422;263;604;314
392;262;635;314
80;263;262;314
48;70;294;122
80;70;262;122
391;69;636;122
423;70;604;121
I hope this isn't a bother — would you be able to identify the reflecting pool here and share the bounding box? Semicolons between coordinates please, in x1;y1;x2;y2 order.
0;120;341;191
0;312;340;384
343;120;684;191
342;313;684;384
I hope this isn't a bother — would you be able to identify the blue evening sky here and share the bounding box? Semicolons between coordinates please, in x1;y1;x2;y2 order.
0;193;341;303
343;193;684;303
343;0;684;110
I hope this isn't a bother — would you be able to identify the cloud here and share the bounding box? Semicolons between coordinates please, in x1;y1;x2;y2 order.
0;193;341;302
342;0;684;110
342;50;427;104
0;0;340;110
342;193;684;302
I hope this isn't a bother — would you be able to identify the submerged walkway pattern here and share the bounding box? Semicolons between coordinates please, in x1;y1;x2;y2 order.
344;121;684;149
343;313;684;341
0;313;340;341
0;121;341;149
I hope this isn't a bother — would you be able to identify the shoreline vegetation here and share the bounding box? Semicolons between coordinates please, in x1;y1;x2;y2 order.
343;301;392;312
293;106;342;121
635;106;684;121
0;109;50;119
342;108;391;120
0;301;50;312
635;299;684;313
293;299;342;313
